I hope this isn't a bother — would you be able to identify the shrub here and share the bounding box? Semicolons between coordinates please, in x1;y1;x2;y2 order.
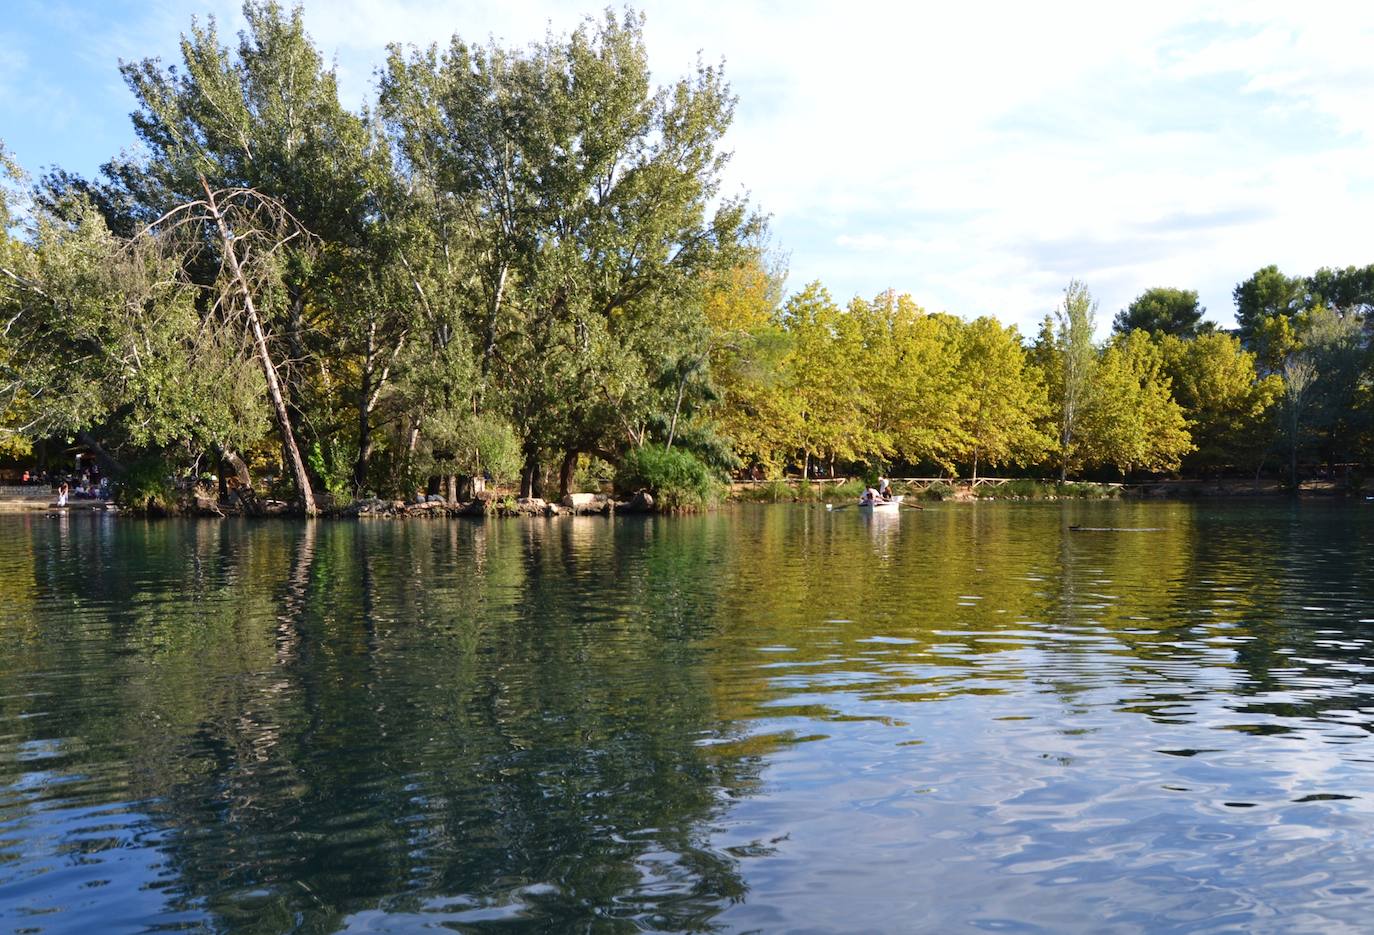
572;454;615;493
615;444;723;512
1005;478;1042;498
920;481;956;501
733;478;793;502
825;478;867;501
307;438;357;501
1059;481;1118;499
115;458;177;514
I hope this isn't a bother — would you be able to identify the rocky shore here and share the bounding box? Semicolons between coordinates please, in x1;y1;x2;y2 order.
338;491;655;519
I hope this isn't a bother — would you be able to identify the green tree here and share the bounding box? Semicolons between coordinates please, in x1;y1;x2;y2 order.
0;192;268;475
949;317;1051;479
117;1;402;497
379;10;759;496
1296;307;1369;472
1159;331;1280;474
780;283;874;477
1307;265;1374;316
862;292;965;472
702;261;793;474
1045;279;1098;481
1233;265;1304;361
1113;287;1205;338
1080;331;1192;475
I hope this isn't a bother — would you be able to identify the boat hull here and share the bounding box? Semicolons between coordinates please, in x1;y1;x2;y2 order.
857;495;903;514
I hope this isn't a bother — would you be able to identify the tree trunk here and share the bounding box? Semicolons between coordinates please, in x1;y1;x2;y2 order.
665;370;688;451
351;323;403;494
213;444;252;503
200;177;316;516
446;474;457;504
559;449;578;499
77;431;125;478
520;449;543;499
353;355;374;494
972;450;979;483
354;417;373;494
1290;431;1299;492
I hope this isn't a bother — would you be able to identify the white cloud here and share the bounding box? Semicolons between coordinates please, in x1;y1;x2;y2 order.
10;0;1374;333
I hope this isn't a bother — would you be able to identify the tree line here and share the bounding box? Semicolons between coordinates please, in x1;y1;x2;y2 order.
1;2;1370;510
707;266;1371;486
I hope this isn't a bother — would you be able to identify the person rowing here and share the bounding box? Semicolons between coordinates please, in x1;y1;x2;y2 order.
878;476;892;501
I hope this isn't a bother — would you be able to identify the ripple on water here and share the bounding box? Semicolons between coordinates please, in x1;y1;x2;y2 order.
1;504;1374;932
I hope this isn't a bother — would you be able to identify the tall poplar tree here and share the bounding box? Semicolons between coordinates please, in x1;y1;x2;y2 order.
1047;279;1098;481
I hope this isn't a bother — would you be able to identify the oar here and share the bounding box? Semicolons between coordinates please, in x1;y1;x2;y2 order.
826;503;851;511
1069;525;1161;532
900;501;925;511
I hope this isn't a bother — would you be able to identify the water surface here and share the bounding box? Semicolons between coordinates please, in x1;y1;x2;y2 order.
1;502;1373;932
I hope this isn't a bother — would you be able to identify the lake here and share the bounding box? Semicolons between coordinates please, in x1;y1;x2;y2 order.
1;502;1372;933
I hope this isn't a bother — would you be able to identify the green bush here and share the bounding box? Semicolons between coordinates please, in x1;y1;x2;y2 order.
115;458;177;513
308;438;357;501
733;478;793;502
824;478;867;501
969;479;1120;500
572;454;615;493
920;481;957;501
615;444;723;512
1059;481;1118;499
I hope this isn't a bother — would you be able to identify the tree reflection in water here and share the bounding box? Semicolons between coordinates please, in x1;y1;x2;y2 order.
2;504;1374;932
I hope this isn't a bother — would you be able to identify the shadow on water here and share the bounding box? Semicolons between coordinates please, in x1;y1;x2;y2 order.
1;502;1373;932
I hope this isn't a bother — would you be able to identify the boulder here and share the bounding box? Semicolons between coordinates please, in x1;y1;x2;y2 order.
514;497;547;515
562;492;610;515
347;496;389;516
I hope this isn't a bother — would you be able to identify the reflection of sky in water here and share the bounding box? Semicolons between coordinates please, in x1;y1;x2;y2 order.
0;502;1372;932
1;758;203;931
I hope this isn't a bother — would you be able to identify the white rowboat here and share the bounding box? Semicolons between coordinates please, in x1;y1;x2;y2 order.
857;494;903;514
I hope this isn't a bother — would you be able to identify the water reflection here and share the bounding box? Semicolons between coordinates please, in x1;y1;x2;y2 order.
0;503;1372;932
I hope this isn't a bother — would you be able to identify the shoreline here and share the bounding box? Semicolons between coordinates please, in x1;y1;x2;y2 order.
6;485;1368;518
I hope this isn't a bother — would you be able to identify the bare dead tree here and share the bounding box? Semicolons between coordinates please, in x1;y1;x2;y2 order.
134;176;321;515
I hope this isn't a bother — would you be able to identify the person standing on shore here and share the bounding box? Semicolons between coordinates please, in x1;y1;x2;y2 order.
57;482;69;507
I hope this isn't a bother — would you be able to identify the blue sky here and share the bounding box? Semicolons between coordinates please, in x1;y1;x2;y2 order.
4;0;1374;335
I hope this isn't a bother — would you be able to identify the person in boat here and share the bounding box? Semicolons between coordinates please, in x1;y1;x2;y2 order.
860;486;880;506
878;476;892;501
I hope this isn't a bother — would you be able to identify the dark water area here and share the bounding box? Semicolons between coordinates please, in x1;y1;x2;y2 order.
1;503;1373;933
